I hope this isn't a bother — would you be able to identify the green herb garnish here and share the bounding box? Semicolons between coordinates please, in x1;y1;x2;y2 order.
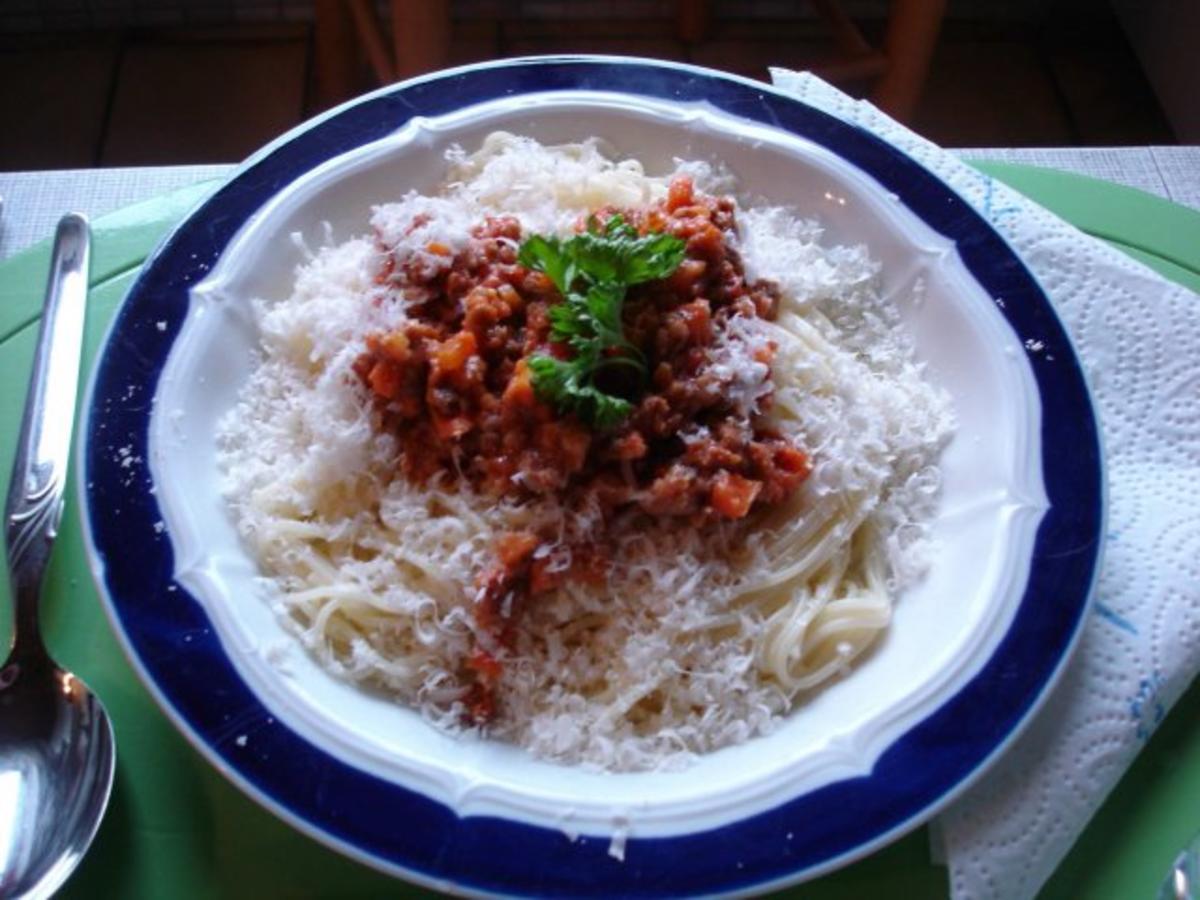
518;215;685;427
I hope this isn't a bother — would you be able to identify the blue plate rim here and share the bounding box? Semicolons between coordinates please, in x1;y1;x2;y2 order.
77;55;1105;896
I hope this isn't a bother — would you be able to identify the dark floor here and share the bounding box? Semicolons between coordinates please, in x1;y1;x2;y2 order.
0;11;1176;171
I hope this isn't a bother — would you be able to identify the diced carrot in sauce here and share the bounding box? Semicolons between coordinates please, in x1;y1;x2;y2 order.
433;330;477;375
366;360;401;400
426;241;452;256
711;472;763;519
377;330;410;362
501;359;537;410
497;283;523;314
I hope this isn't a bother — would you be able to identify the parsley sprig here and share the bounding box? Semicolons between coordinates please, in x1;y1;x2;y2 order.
518;215;685;428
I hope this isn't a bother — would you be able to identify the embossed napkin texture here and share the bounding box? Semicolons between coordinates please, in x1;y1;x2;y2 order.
770;69;1200;900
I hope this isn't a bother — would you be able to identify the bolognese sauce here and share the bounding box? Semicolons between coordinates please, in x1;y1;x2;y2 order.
353;175;813;722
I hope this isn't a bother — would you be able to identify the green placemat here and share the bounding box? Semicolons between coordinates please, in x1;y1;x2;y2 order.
1;163;1197;899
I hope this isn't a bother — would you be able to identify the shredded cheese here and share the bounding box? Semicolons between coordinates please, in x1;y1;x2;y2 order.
216;134;954;772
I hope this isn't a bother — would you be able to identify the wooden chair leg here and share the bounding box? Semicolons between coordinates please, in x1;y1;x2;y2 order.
391;0;451;80
872;0;947;121
676;0;709;44
810;0;874;56
349;0;396;84
313;0;359;110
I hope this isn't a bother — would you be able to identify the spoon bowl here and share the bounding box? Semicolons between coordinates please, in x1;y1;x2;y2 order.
1158;831;1200;900
0;649;114;898
1;214;115;899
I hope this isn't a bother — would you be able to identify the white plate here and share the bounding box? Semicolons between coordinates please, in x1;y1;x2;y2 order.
80;58;1104;897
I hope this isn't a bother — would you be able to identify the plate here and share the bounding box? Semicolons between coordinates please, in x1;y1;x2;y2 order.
79;57;1104;896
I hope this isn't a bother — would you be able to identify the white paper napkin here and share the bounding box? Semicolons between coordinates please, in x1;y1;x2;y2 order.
769;69;1200;900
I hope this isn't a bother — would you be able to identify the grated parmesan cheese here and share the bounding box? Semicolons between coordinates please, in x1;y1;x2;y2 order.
215;134;953;772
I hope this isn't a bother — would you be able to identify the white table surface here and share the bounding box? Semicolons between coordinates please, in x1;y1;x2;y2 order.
0;148;1197;264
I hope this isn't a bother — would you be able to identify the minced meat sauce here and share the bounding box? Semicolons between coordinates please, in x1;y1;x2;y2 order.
353;176;812;722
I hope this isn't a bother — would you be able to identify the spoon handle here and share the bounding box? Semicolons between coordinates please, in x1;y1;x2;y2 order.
4;214;90;652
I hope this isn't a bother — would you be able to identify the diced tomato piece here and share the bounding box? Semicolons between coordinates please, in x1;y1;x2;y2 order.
711;472;762;519
495;531;539;568
432;413;473;441
536;422;590;473
529;556;565;595
403;212;431;236
678;299;712;344
667;174;694;212
571;546;610;585
667;258;707;295
464;681;496;725
644;209;668;233
610;430;647;461
522;271;556;295
752;340;778;365
775;445;812;478
466;647;503;681
560;425;591;472
374;256;396;285
473;570;506;634
686;222;724;259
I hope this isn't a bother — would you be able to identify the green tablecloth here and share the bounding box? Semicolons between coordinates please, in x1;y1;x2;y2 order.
1;164;1197;898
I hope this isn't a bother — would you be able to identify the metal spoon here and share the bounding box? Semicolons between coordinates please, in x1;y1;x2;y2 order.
0;214;114;899
1159;832;1200;900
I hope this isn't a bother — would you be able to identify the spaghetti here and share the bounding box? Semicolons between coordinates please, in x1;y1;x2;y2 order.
217;133;953;771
